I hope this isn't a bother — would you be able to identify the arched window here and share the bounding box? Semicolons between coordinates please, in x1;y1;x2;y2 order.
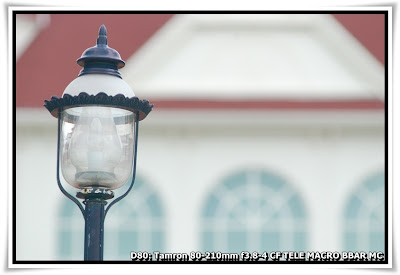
58;176;165;260
201;170;307;253
343;172;385;252
104;178;165;260
58;197;84;260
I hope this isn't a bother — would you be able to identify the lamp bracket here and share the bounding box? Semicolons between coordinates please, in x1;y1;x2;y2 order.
77;187;114;201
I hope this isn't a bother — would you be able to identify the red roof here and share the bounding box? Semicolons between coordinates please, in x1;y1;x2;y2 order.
333;14;385;65
16;14;173;108
16;13;385;110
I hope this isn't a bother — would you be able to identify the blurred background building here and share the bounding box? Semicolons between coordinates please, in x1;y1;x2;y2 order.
15;13;385;260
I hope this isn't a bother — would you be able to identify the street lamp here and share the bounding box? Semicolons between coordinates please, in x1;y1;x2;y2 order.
44;24;153;261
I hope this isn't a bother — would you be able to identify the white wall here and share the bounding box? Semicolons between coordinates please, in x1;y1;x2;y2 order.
15;107;384;260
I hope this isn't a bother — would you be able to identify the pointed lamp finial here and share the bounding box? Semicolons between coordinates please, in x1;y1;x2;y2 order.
76;24;125;78
97;24;108;46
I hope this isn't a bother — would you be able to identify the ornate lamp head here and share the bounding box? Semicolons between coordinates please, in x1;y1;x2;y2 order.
45;25;152;192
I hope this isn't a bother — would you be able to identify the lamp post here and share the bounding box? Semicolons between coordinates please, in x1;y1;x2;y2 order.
44;24;153;261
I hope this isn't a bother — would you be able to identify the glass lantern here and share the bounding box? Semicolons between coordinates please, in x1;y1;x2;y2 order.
45;25;153;192
60;106;135;190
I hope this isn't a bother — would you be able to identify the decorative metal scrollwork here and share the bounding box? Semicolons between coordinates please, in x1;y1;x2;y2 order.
44;92;154;120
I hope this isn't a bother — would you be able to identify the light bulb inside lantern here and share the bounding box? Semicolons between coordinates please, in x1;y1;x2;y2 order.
68;107;123;187
61;106;136;190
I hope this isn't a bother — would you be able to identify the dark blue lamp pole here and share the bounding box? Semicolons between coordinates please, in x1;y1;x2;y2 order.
44;25;153;261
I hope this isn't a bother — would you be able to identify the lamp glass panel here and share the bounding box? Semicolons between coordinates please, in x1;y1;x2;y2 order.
60;106;136;190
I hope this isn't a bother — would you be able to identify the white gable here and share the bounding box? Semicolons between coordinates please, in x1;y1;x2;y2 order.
122;14;384;101
16;14;50;60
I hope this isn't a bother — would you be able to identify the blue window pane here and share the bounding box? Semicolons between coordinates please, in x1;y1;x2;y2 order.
365;173;385;192
60;203;80;217
152;231;164;252
147;194;163;217
59;231;71;256
370;232;385;252
293;232;307;251
224;173;247;190
227;231;246;253
345;197;362;219
261;173;284;191
261;232;280;252
288;196;306;218
203;195;219;217
344;232;357;251
203;231;214;252
59;231;82;259
343;172;385;252
119;231;137;257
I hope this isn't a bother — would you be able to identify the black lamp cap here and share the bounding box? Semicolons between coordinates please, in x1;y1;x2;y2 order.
76;25;125;78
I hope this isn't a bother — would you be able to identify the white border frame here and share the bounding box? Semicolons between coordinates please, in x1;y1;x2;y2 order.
8;6;393;270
